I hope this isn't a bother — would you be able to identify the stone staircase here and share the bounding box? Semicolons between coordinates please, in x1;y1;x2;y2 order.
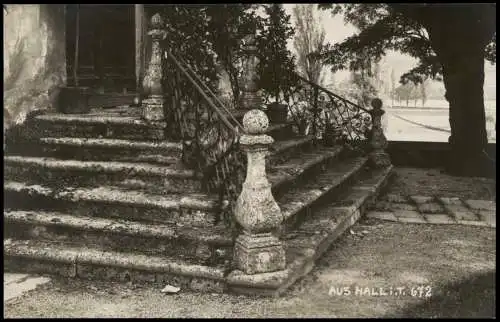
4;106;393;296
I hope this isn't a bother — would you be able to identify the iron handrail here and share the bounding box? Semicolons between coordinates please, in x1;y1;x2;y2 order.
173;54;245;133
164;48;241;136
290;71;371;114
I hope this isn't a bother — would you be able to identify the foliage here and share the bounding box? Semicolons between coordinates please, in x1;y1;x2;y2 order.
256;4;297;103
419;79;428;106
317;4;496;85
205;5;264;106
394;83;418;106
390;68;396;103
156;5;219;92
485;33;496;64
292;4;326;85
347;70;378;108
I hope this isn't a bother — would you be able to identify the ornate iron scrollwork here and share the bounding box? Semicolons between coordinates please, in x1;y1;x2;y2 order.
163;49;246;229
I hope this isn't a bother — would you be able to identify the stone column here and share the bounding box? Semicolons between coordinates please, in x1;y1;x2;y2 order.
134;4;145;105
369;98;391;167
233;109;286;275
239;34;263;110
142;13;166;121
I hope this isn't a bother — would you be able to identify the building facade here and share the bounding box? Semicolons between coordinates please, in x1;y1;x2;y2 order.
4;4;149;131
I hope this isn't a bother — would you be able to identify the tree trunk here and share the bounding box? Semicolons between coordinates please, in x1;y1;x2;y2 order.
392;4;495;176
445;49;488;175
431;35;489;176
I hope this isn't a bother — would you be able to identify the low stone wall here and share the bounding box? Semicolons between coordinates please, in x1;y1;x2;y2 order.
3;4;66;132
387;141;496;174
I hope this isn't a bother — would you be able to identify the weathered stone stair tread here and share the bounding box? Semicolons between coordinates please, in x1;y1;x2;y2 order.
4;156;194;178
227;165;393;295
4;165;393;296
4;181;219;210
277;156;369;221
35;113;288;136
35;107;277;127
35;113;166;127
80;106;140;116
40;134;298;155
267;145;344;187
285;165;393;251
270;135;314;154
39;137;182;151
4;240;226;280
4;210;232;246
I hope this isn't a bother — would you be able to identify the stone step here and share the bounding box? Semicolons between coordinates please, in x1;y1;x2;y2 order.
4;210;233;263
268;145;345;199
5;138;327;195
227;164;394;296
33;112;169;141
3;160;390;297
3;146;343;215
87;94;137;109
3;163;393;297
4;156;202;194
4;153;359;266
4;181;222;227
29;135;309;166
268;136;315;166
37;137;182;165
4;240;228;293
29;109;293;142
276;156;369;231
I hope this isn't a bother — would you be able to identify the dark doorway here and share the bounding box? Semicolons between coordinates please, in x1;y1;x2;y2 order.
66;5;135;93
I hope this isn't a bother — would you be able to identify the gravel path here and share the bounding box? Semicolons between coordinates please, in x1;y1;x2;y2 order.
4;219;495;318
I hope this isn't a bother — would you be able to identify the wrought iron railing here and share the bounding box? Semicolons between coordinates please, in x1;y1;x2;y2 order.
265;71;374;153
162;48;246;228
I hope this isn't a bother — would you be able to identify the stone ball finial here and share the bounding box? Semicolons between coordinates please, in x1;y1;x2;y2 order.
151;13;164;29
371;98;383;110
243;109;269;134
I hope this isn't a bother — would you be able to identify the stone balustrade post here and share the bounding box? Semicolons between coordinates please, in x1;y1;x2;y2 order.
239;33;263;110
233;109;286;275
142;13;166;121
369;98;391;167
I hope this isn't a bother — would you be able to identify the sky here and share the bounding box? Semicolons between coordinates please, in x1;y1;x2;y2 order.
282;4;496;100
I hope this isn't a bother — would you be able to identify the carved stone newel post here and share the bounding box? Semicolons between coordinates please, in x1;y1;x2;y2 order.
369;98;391;167
234;110;286;275
239;34;263;110
142;13;166;121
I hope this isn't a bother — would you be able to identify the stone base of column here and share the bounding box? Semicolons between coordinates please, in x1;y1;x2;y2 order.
234;232;286;275
142;96;164;121
370;150;391;168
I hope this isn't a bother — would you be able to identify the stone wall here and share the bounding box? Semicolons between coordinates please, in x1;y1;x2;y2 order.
387;141;496;177
3;4;66;131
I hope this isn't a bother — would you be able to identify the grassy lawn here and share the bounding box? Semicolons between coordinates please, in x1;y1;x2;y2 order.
384;107;496;143
4;219;495;318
